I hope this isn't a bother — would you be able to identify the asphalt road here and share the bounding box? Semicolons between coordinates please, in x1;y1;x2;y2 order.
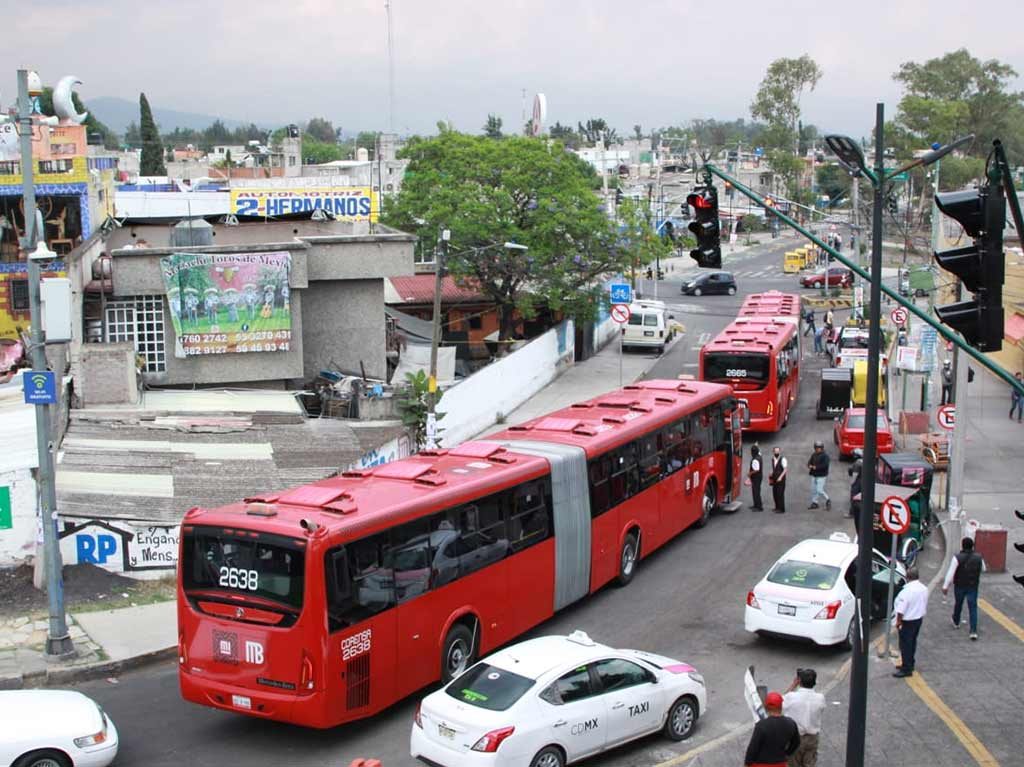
74;238;924;767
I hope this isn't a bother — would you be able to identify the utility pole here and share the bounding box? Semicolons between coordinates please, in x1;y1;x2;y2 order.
851;175;861;319
18;69;75;660
425;228;448;450
944;279;969;547
384;0;396;133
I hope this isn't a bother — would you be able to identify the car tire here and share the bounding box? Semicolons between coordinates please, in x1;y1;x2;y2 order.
695;482;715;528
658;344;666;355
530;746;566;767
842;617;857;651
727;286;736;295
693;287;702;296
440;623;475;684
664;695;699;741
616;532;639;586
13;751;71;767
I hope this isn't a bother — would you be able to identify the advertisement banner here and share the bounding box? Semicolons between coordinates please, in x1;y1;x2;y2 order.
159;252;291;356
230;186;377;221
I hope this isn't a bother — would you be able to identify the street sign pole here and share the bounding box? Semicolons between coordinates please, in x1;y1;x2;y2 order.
882;532;900;660
878;495;911;661
18;70;75;660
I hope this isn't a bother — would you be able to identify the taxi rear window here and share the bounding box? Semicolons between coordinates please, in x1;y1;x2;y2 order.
445;663;535;711
767;560;840;590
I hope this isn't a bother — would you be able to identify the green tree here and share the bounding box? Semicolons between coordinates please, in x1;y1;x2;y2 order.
617;199;673;285
384;133;643;341
549;121;580;149
892;49;1024;158
578;118;619;145
305;117;337;144
123;121;141;149
37;88;119;149
483;114;504;139
750;55;823;151
138;92;166;176
301;136;344;164
355;131;378;154
633;124;643;141
815;163;852;205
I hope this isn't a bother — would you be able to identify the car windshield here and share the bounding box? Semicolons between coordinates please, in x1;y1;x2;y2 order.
182;526;305;609
840;334;869;349
847;414;888;429
445;663;535;711
767;559;840;591
703;353;769;384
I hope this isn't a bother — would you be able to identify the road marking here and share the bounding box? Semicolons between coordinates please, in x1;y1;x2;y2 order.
979;598;1024;643
904;673;1000;766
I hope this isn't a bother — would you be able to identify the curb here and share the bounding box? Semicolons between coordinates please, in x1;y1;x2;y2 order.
5;646;177;690
802;296;854;309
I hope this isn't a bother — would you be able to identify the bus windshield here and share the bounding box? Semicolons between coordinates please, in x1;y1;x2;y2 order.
182;527;306;610
703;353;770;385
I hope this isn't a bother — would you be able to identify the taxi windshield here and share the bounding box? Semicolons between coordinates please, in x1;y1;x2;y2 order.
767;560;840;590
446;663;535;711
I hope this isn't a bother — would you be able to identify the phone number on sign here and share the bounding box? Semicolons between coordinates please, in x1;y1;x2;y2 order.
183;341;291;355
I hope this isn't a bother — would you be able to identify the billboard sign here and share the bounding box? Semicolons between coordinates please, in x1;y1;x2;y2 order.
159;252;292;356
230;186;377;221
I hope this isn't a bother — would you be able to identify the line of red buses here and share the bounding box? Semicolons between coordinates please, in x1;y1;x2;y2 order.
698;291;802;432
177;379;743;728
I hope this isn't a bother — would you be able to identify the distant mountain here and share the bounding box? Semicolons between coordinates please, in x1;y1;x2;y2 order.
87;96;269;134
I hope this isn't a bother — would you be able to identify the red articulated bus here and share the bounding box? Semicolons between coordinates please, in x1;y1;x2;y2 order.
699;317;800;432
176;380;742;728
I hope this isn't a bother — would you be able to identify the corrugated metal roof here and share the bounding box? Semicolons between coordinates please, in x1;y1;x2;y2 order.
387;275;487;305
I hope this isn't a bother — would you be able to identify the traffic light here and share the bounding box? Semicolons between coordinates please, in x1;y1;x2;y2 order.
932;184;1005;351
687;185;721;268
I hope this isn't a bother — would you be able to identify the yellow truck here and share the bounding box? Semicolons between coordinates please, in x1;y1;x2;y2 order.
851;359;886;407
784;250;807;273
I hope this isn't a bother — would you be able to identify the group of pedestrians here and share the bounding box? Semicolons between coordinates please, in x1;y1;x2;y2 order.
802;308;835;356
747;441;834;514
744;668;825;767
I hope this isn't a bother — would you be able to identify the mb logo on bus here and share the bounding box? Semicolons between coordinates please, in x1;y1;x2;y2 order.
245;640;264;664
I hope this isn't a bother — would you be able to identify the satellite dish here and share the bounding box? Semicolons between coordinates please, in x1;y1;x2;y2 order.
53;76;88;125
531;93;547;137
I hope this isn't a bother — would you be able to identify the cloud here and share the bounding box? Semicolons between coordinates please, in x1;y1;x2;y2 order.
1;0;1022;138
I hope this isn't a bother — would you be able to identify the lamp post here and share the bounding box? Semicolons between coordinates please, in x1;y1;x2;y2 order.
17;69;76;660
424;237;528;450
825;112;971;767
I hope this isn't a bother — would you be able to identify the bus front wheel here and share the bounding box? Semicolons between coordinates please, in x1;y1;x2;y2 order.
695;482;715;528
616;532;639;587
441;622;475;684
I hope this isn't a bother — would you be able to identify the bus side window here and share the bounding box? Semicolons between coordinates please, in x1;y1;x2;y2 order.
453;493;509;576
609;443;639;505
327;532;392;631
509;479;551;552
638;434;661;489
662;425;684;474
386;519;432;604
325;546;351;633
588;457;612;517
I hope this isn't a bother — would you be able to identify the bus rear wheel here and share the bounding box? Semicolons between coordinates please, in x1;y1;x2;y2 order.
696;483;715;528
440;623;475;684
616;532;639;586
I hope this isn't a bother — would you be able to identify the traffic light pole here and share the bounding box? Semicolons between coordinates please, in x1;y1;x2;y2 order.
702;165;1024;399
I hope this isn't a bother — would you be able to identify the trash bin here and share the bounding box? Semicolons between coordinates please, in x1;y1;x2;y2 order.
973;524;1007;573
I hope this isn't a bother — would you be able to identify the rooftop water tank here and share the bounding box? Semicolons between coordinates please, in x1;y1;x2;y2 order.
170;217;213;248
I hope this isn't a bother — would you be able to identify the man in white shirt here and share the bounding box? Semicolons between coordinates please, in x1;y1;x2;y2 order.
783;668;825;767
892;567;928;677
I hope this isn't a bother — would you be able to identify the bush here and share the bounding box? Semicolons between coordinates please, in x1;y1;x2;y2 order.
741;214;767;233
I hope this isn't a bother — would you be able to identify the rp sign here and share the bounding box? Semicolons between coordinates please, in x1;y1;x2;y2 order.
880;496;911;535
936;404;955;431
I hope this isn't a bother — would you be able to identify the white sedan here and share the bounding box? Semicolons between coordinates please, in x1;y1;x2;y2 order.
744;532;906;648
0;690;119;767
410;630;706;767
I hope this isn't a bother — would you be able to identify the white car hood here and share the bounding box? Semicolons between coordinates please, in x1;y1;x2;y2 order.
2;690;104;741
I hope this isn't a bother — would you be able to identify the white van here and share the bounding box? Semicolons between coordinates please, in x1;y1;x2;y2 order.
622;299;672;353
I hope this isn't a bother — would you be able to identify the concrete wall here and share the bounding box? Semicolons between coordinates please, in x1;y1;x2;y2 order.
302;280;386;380
438;320;575;447
78;343;138;406
303;235;415;281
0;469;38;567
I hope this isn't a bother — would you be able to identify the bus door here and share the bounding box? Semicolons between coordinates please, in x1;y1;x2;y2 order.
724;407;743;499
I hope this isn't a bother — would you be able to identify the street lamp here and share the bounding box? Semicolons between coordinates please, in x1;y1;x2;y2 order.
825;116;971;767
425;238;528;449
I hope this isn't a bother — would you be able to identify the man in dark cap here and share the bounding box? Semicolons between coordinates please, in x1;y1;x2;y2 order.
744;691;800;767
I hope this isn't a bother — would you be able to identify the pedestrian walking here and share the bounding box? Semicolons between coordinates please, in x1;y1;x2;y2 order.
813;326;825;355
892;567;928;678
942;536;986;640
769;447;788;513
824;309;834;330
803;309;816;337
806;441;831;509
941;360;953;405
1010;371;1023;422
749;444;764;511
783;669;825;767
744;691;800;767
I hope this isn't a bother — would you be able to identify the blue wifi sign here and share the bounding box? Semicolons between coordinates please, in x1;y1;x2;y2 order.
23;370;57;406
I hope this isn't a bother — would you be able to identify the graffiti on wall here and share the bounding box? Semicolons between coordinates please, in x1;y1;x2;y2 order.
58;517;179;576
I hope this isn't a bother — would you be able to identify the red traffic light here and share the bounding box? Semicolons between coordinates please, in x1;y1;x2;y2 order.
688;192;714;210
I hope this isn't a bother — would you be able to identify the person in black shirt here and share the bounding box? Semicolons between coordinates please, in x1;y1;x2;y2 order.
806;440;831;510
744;691;800;767
749;444;764;511
769;448;788;513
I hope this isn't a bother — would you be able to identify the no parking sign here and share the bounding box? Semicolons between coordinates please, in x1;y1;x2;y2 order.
880;496;911;535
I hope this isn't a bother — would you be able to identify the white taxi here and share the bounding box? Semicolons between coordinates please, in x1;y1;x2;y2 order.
410;630;707;767
0;689;119;767
744;532;906;648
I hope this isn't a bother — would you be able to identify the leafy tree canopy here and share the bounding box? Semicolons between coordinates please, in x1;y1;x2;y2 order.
301;136;344;164
750;55;822;149
384;132;652;339
578;118;619;145
305;117;337;144
483;114;503;139
892;48;1024;159
36;88;119;150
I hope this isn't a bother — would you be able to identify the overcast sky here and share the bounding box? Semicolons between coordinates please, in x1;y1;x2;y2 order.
3;0;1023;140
